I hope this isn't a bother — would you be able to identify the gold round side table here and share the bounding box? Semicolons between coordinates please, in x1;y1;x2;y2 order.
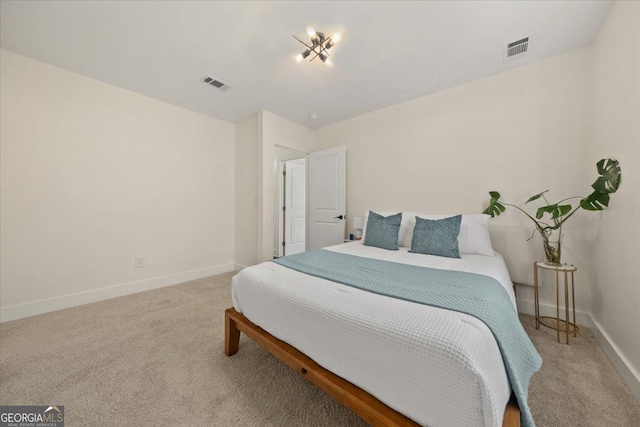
533;262;579;344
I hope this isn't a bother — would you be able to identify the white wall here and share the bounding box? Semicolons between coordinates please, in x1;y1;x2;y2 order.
0;50;235;321
589;1;640;398
234;113;260;268
314;46;595;317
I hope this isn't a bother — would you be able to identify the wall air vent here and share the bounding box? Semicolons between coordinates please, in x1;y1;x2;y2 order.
504;35;532;61
203;75;230;91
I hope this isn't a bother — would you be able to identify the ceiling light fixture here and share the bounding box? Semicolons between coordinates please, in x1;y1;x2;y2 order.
293;27;341;66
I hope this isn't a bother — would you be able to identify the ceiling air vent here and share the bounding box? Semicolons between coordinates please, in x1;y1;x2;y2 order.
203;75;230;91
504;35;532;61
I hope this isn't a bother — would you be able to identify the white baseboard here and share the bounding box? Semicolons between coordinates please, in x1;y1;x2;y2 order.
516;297;592;328
589;317;640;401
233;264;246;271
0;263;235;323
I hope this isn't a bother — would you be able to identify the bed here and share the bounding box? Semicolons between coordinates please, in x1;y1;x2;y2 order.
227;241;526;427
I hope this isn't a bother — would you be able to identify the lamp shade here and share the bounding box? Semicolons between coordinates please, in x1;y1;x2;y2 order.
353;216;364;230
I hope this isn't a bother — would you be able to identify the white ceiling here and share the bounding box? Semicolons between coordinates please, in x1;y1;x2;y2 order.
1;1;612;129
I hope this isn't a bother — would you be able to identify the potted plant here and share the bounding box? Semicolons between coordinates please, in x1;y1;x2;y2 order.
483;159;622;265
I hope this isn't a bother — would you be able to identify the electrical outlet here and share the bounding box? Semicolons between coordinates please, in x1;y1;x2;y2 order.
135;257;145;268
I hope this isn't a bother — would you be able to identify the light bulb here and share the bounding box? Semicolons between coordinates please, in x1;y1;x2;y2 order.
306;26;316;37
325;58;334;67
295;53;303;62
332;33;342;43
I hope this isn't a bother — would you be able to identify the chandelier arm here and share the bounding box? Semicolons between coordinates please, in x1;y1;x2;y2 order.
308;43;330;62
308;49;321;62
308;39;329;61
322;38;332;57
292;35;313;51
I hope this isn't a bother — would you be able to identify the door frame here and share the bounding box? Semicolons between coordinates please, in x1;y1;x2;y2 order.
272;145;309;259
279;159;306;257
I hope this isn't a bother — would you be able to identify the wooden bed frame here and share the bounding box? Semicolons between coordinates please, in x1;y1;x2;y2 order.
225;307;520;427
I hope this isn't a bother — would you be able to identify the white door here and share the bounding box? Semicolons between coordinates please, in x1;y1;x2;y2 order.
284;161;306;256
308;146;346;249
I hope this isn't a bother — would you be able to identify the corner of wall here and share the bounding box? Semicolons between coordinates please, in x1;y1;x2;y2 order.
585;0;640;401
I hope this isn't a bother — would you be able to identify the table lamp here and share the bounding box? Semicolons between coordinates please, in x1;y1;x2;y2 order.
353;216;364;240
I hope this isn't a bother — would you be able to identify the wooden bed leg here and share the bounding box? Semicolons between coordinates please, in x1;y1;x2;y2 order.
225;308;241;356
503;396;521;427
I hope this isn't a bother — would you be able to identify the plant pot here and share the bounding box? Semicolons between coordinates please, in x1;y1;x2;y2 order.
543;238;562;266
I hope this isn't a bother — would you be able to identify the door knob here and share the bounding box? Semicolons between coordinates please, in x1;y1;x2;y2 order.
334;215;344;220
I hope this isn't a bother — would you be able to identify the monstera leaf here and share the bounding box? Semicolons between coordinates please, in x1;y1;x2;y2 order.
526;190;549;204
536;204;572;219
580;191;611;211
591;159;621;194
482;158;621;233
483;191;506;217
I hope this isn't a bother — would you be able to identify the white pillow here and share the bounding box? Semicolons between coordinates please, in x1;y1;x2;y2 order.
362;211;417;248
414;214;494;256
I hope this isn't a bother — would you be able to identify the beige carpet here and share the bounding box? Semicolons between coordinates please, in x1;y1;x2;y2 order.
1;272;638;426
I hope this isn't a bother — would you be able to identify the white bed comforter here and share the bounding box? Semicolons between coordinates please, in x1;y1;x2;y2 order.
232;242;515;427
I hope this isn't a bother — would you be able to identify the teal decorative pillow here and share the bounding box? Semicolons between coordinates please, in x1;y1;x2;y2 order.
363;212;402;250
410;215;462;258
